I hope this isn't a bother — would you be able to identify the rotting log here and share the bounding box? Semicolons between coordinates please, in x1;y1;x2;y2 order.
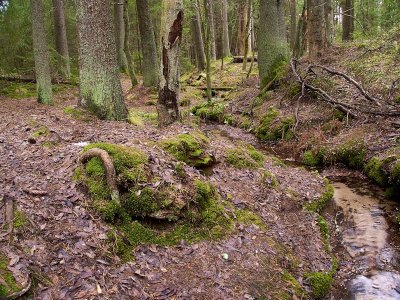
199;86;234;91
0;75;71;85
233;56;257;63
79;148;120;203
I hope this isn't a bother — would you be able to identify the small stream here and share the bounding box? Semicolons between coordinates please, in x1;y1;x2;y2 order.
328;179;400;299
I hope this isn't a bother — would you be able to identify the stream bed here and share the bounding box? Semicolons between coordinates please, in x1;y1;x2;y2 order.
328;179;400;299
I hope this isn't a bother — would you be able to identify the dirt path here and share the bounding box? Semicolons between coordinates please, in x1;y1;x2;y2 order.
0;81;333;299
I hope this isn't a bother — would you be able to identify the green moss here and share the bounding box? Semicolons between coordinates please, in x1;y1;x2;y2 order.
174;162;187;178
0;254;20;297
223;114;235;125
317;215;330;252
271;156;287;167
303;149;325;167
0;81;37;99
225;144;264;169
235;209;266;229
32;126;49;138
256;108;295;141
282;271;306;298
239;116;252;130
287;84;302;98
128;110;158;126
13;210;27;229
365;157;387;186
179;98;191;107
107;229;133;262
63;106;92;122
260;170;279;188
325;140;366;169
191;101;226;121
304;178;334;213
161;133;215;168
306;271;333;299
125;187;160;218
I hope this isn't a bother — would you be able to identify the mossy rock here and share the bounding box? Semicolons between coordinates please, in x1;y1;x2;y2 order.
225;144;264;169
306;271;333;299
191;101;226;121
160;132;215;168
256;107;295;141
0;254;23;298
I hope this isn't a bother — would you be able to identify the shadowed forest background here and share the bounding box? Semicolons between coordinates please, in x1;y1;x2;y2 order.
0;0;400;299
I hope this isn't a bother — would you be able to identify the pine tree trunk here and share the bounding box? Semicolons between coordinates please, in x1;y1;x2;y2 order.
242;0;252;71
258;0;288;88
158;0;183;127
308;0;326;57
123;0;138;87
342;0;354;41
191;2;206;71
206;0;216;60
290;0;296;50
31;0;52;104
203;0;212;101
325;0;333;46
293;4;306;58
52;0;70;80
114;1;128;72
76;0;127;120
235;1;248;56
136;0;159;87
221;0;230;57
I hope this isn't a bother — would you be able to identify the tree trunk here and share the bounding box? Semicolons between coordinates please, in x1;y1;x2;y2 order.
258;0;288;88
114;1;128;72
123;0;138;87
308;0;326;57
158;0;183;127
293;4;306;58
342;0;354;41
235;1;248;56
31;0;53;104
75;0;127;120
206;0;216;60
191;2;206;70
290;0;296;50
203;0;212;101
242;0;252;71
324;0;333;46
136;0;159;87
52;0;70;80
221;0;230;57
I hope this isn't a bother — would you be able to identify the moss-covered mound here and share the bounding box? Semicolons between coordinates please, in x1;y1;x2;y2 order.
191;101;226;121
160;132;215;168
0;254;22;298
76;142;265;259
225;144;264;169
256;107;295;141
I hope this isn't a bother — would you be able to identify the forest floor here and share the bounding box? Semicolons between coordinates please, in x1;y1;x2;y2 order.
1;28;400;300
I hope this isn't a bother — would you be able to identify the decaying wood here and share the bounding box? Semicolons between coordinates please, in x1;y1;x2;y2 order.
388;78;400;102
199;86;234;91
4;195;14;236
79;148;120;203
309;64;382;106
232;56;257;63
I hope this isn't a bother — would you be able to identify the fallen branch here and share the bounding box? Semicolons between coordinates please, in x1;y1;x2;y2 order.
310;64;382;106
0;75;72;85
232;56;258;63
79;148;120;203
387;78;400;102
1;195;14;236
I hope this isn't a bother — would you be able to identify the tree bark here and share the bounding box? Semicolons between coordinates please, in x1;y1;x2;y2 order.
308;0;326;57
242;0;252;71
258;0;288;88
206;0;216;60
342;0;354;41
203;0;212;101
191;2;206;70
290;0;297;50
52;0;70;80
75;0;127;120
221;0;230;57
114;0;128;72
158;0;183;127
31;0;53;104
235;1;248;56
123;0;138;87
136;0;159;87
324;0;333;46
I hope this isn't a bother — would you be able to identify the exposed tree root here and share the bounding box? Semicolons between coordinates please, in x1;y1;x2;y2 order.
387;78;400;102
79;148;120;203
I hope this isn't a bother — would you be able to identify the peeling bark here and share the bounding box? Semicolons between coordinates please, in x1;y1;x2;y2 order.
158;0;183;127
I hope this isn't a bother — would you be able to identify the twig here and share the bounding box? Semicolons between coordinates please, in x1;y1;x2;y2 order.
387;78;400;102
310;64;382;106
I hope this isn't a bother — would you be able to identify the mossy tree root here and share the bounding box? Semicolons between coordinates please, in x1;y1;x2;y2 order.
79;148;120;203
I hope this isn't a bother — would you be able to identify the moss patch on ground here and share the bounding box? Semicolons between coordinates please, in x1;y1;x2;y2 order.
0;254;20;298
325;140;366;169
306;271;334;299
225;144;264;169
256;107;295;141
128;109;158;126
304;178;334;213
191;101;226;121
63;106;93;122
161;132;215;168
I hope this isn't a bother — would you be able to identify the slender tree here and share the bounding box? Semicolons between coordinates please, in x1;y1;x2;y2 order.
203;0;212;101
342;0;354;41
290;0;296;50
221;0;230;57
136;0;159;87
158;0;183;127
235;1;248;56
75;0;127;120
308;0;326;57
114;0;128;72
52;0;70;79
258;0;288;88
191;2;206;70
123;0;138;87
325;0;333;46
31;0;52;104
206;0;216;60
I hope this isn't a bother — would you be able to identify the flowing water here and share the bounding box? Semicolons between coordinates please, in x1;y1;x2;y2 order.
330;180;400;299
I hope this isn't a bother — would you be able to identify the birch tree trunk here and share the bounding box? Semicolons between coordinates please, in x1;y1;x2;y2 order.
136;0;159;87
31;0;53;104
75;0;127;120
52;0;70;80
158;0;183;127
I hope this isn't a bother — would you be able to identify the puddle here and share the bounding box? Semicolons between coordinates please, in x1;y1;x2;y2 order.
331;180;400;299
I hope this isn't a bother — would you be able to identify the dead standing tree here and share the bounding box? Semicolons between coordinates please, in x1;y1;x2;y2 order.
158;0;184;127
